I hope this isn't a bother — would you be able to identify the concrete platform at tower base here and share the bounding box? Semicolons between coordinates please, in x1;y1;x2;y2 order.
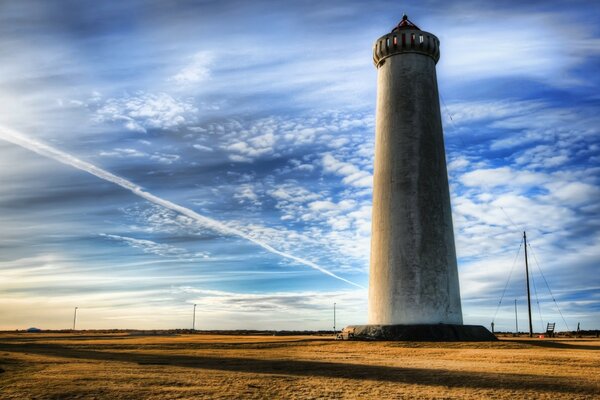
340;324;497;341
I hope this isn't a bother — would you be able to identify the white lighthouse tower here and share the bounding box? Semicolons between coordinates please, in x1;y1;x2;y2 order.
345;15;494;340
369;15;462;326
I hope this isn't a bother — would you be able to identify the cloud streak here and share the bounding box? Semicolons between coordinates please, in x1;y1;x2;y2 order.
0;125;363;288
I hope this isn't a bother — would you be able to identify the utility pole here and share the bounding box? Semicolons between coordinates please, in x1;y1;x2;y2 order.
73;307;78;331
524;231;533;337
514;299;519;335
193;304;197;331
333;302;336;334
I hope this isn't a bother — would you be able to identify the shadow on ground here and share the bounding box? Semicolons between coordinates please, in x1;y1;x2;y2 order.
510;339;600;351
0;341;598;395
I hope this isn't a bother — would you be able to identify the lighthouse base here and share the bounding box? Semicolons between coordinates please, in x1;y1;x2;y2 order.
340;324;496;341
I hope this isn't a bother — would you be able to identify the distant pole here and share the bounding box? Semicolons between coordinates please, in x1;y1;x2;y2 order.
524;231;533;338
333;302;336;334
514;299;519;334
193;304;197;331
491;321;494;334
73;307;78;331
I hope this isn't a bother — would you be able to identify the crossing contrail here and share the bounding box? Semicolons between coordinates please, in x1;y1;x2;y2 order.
0;126;363;288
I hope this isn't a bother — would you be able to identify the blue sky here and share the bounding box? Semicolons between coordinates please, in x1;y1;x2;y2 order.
0;0;598;331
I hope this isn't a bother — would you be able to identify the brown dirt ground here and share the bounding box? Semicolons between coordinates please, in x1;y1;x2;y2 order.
0;332;598;399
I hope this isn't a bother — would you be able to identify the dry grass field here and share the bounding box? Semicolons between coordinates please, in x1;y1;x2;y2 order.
0;332;598;399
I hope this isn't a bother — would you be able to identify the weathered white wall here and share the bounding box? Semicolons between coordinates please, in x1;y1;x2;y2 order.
368;46;463;325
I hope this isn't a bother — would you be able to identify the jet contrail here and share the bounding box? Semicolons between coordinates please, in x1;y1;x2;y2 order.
0;126;363;288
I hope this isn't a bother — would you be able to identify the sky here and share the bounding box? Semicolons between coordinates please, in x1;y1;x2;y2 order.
0;0;598;332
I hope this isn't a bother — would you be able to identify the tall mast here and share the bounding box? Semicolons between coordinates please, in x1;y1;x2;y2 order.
523;231;533;337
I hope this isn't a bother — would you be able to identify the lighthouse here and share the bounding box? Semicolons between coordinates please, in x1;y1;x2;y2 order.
369;15;462;325
343;15;495;340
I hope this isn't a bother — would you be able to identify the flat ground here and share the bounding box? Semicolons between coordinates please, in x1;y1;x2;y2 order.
0;332;598;399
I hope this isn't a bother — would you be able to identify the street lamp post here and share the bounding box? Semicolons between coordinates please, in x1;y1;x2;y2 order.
193;304;197;331
514;299;519;335
333;302;336;334
73;307;78;331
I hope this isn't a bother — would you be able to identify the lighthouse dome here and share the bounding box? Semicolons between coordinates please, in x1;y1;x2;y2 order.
373;15;440;67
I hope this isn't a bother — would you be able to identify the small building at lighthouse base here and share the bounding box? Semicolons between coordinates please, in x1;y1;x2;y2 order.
340;324;497;341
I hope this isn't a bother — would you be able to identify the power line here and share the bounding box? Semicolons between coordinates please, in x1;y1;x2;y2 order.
492;238;523;324
439;93;469;149
527;242;570;331
499;206;524;234
530;264;545;332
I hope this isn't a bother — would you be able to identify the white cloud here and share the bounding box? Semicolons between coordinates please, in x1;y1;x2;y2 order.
545;181;600;206
439;13;600;86
288;159;315;173
98;147;180;164
447;156;470;171
99;147;146;158
460;167;549;189
445;100;599;161
515;145;570;168
191;113;373;163
170;51;213;85
100;233;208;260
264;181;371;268
150;153;180;164
268;182;321;205
176;285;366;315
321;153;372;188
95;92;197;133
226;131;276;161
192;143;213;152
444;101;545;124
234;183;262;206
308;200;337;211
